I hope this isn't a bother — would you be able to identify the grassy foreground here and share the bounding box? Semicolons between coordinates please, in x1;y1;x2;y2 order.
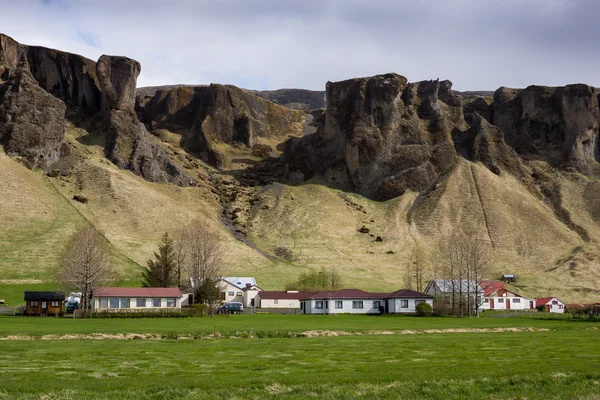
1;327;600;399
0;314;597;337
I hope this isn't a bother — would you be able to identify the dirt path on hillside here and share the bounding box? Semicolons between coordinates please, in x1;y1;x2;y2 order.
0;327;553;341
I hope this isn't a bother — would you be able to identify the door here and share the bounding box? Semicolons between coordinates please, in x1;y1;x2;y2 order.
385;300;389;313
529;301;534;310
506;299;510;310
490;299;494;309
41;301;47;315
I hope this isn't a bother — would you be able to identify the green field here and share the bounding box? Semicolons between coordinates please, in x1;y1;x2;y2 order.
0;315;599;399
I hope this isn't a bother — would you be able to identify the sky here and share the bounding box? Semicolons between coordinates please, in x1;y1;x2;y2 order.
1;0;599;91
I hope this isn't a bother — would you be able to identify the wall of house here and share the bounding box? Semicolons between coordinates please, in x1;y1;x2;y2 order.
92;296;182;311
218;282;245;304
389;298;433;314
243;289;260;307
545;300;566;313
26;300;63;315
302;299;382;314
259;298;301;308
480;296;535;311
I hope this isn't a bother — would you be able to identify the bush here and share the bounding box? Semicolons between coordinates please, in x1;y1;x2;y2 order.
416;302;433;317
75;308;206;319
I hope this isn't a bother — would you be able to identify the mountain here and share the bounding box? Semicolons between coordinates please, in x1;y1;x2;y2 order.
1;33;600;301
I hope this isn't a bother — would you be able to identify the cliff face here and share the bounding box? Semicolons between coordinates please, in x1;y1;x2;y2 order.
493;85;600;174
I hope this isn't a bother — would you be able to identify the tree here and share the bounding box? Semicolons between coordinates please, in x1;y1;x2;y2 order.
410;244;428;293
172;227;189;289
329;269;343;290
184;220;225;297
57;226;114;311
142;232;177;287
196;278;221;315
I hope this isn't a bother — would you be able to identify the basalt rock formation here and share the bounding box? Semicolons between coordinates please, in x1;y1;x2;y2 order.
95;55;195;186
0;64;66;170
138;84;306;166
493;85;600;175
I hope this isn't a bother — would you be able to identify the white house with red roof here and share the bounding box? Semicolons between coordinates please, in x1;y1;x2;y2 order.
257;291;317;309
299;288;433;314
536;297;566;313
479;280;535;311
91;287;184;311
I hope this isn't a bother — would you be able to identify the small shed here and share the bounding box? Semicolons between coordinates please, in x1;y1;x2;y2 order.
501;274;516;283
24;291;65;316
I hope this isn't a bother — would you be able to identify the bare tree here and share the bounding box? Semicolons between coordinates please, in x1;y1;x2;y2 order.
329;269;343;290
57;226;114;311
184;220;226;302
410;244;428;292
404;262;413;290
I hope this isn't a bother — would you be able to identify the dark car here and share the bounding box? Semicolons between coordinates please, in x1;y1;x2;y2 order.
218;303;243;314
65;301;79;314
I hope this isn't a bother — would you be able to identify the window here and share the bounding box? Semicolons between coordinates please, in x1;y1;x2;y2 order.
552;300;559;305
274;299;279;304
100;298;108;308
109;298;119;308
152;298;161;307
51;301;60;307
136;298;146;307
497;298;504;303
31;301;38;307
236;292;242;296
315;301;324;309
400;300;409;308
484;298;489;303
512;298;520;303
166;298;176;308
335;301;343;309
120;298;130;308
373;301;381;309
228;292;234;297
352;301;363;309
559;305;564;309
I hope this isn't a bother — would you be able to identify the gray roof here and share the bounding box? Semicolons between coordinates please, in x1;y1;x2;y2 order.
24;291;65;301
428;280;483;294
221;277;257;289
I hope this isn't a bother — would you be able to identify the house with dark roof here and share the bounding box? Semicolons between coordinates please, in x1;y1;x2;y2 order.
91;287;183;311
536;297;566;313
256;291;317;309
24;291;65;316
479;280;535;311
299;288;433;314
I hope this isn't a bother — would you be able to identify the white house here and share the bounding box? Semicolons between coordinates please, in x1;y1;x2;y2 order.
386;289;434;314
257;291;317;309
479;280;535;311
536;297;566;313
92;287;183;311
301;289;387;314
216;277;262;307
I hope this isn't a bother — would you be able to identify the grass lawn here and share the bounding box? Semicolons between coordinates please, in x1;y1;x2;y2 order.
1;328;600;399
0;313;598;337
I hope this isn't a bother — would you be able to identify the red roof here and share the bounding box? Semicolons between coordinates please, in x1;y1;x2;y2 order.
303;289;389;300
480;280;505;296
387;289;433;299
258;291;317;300
536;297;558;306
93;287;182;297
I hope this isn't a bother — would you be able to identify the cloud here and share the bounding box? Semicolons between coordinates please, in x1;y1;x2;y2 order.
3;0;600;91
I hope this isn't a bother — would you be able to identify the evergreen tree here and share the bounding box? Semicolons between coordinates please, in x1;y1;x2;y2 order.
142;232;177;287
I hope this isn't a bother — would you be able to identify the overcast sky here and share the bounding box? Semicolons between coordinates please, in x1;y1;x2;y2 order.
2;0;598;91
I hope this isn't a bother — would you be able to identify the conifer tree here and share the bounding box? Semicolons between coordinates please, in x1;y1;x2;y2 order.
142;232;177;287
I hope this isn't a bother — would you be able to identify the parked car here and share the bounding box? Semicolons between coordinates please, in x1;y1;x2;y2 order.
218;302;243;314
65;301;79;314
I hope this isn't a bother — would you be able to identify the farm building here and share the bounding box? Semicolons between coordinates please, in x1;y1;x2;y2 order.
91;287;183;311
256;291;317;308
536;297;566;313
24;291;65;316
502;274;516;282
301;289;387;314
215;277;262;307
386;289;434;314
479;280;535;311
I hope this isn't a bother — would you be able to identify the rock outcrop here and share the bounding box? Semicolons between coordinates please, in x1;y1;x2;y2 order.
139;84;306;166
96;55;195;186
0;65;66;170
246;88;326;110
0;34;101;113
493;85;600;174
287;74;466;200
